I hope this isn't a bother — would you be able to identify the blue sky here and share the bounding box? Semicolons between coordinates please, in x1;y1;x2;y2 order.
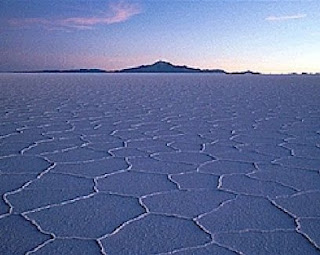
1;0;319;73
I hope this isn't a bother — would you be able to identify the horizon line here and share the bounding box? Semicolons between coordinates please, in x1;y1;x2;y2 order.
1;60;320;75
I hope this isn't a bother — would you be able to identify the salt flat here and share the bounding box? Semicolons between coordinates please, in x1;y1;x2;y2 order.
0;74;319;255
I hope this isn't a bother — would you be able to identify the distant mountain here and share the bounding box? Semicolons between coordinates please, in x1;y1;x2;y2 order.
229;70;261;75
11;61;262;74
119;61;227;74
13;69;108;73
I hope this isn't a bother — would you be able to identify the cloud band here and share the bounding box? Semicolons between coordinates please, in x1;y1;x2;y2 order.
9;1;141;30
266;14;307;21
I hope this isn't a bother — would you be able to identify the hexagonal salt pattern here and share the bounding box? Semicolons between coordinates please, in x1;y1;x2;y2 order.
1;74;319;254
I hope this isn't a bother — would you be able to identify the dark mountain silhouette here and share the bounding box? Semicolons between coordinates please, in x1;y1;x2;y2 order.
14;69;108;73
229;70;261;75
11;61;262;74
119;60;227;74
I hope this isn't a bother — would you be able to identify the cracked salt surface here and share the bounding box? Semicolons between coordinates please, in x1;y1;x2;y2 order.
0;74;320;254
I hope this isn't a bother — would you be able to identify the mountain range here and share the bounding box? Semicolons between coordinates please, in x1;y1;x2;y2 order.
12;61;262;74
117;61;228;74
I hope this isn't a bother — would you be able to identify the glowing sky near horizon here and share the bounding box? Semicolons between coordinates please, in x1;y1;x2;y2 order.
1;0;319;73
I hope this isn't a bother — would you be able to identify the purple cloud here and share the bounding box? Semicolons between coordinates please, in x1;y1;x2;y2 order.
9;1;141;30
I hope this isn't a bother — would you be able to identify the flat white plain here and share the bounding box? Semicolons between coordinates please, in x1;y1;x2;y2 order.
0;74;319;255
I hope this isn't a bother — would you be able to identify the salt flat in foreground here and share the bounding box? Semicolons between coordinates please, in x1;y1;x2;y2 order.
0;74;319;255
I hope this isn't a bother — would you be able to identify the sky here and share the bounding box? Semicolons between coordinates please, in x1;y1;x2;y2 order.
0;0;319;73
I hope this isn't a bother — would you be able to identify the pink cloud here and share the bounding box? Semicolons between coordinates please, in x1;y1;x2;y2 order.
9;1;141;30
265;14;307;22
